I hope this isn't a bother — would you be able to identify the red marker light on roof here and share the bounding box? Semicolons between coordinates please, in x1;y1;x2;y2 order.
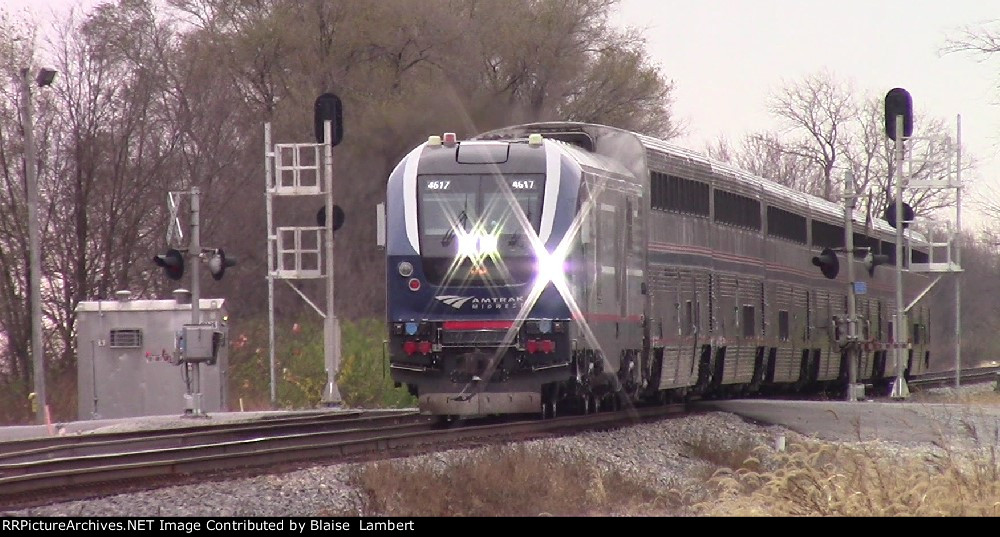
443;132;457;147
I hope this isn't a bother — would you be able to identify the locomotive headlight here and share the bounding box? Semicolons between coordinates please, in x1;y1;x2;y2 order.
405;322;419;336
478;234;498;255
398;261;414;277
537;319;553;334
458;234;478;258
457;232;499;258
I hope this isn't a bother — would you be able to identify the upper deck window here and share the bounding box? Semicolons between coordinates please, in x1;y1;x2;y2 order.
812;220;845;249
714;190;761;231
650;172;709;217
767;206;807;244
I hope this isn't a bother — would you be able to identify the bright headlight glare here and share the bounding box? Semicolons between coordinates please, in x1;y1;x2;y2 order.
458;234;478;257
457;232;499;258
478;234;498;255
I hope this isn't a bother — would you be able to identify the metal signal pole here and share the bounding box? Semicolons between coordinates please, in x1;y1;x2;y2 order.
891;114;909;399
322;119;343;406
191;187;201;326
954;114;962;389
844;170;859;402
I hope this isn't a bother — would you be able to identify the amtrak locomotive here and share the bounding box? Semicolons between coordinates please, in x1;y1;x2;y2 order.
383;122;930;417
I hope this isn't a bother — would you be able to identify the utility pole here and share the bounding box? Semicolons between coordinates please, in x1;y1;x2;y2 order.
20;67;54;425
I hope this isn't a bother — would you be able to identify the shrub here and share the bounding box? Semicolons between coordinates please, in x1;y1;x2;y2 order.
227;316;415;410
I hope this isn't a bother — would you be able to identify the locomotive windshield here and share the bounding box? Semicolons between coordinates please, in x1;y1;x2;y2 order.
418;174;545;286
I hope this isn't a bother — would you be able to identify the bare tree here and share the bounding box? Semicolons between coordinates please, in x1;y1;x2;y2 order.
767;70;857;201
718;73;961;229
707;132;818;193
942;19;1000;61
942;20;1000;225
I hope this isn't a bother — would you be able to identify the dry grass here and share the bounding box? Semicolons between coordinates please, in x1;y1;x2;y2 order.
695;439;1000;516
330;422;1000;516
326;386;1000;516
334;444;681;516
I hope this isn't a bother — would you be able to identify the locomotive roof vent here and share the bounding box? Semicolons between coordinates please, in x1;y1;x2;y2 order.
114;290;132;302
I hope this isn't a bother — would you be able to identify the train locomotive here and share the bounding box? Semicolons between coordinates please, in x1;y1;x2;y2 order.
383;122;931;417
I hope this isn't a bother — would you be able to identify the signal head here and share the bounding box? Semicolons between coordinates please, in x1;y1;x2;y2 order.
314;92;344;147
864;251;890;277
884;87;913;141
883;201;914;229
207;248;237;281
316;204;345;231
153;249;185;281
811;248;840;280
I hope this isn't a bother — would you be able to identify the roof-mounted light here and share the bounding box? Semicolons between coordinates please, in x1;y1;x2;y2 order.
528;133;543;146
427;135;442;146
443;132;457;147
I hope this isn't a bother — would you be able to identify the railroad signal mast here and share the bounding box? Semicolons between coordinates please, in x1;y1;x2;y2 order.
810;171;890;402
264;93;345;408
886;88;913;399
811;88;962;401
881;88;964;397
152;186;237;416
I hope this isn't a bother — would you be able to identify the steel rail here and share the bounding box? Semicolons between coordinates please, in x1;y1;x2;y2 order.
0;404;684;506
0;410;421;463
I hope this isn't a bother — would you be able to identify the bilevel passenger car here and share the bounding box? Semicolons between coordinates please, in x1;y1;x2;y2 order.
382;122;931;417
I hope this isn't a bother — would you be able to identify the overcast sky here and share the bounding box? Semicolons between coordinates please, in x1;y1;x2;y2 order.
613;0;1000;228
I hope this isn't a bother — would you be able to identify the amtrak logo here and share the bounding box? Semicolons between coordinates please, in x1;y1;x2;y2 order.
435;295;474;309
435;295;526;310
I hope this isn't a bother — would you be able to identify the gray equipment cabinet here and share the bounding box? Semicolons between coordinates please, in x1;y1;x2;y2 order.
75;290;229;420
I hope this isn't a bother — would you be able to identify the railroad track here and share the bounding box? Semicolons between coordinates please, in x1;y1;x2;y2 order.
0;409;420;460
0;404;686;509
909;366;1000;390
3;365;995;510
